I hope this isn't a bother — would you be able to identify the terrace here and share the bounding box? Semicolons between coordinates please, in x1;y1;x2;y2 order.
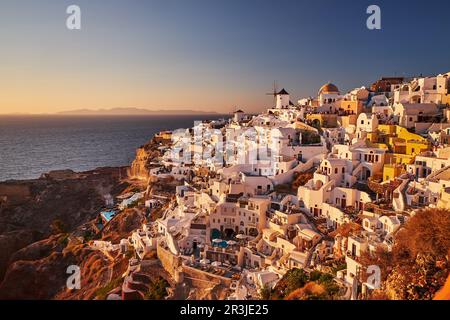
364;201;397;216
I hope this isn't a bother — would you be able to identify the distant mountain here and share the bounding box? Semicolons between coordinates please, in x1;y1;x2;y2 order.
57;107;221;115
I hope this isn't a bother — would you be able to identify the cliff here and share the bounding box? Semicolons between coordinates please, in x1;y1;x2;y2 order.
0;167;129;287
0;204;142;300
128;138;164;180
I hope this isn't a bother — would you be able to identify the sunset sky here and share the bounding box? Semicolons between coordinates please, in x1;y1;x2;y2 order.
1;0;450;114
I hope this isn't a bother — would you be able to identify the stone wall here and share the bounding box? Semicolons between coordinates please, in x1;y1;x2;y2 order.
182;265;232;289
157;244;181;279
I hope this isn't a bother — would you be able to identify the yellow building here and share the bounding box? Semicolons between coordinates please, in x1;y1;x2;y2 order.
338;100;364;116
384;153;414;165
442;94;450;106
338;114;357;127
437;188;450;209
372;125;430;181
377;125;430;155
383;163;404;181
306;114;338;128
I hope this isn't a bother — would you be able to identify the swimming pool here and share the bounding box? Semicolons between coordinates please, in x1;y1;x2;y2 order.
101;210;116;222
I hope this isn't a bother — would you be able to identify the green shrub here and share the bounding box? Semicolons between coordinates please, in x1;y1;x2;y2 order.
144;277;169;300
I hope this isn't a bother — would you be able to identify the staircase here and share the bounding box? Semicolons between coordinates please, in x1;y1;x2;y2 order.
393;179;409;212
424;165;450;183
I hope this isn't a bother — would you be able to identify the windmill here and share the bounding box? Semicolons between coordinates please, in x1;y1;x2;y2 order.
266;80;279;107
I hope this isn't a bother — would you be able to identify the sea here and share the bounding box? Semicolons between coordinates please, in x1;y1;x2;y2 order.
0;115;227;182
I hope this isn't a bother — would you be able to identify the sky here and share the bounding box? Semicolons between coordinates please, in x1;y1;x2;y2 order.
1;0;450;114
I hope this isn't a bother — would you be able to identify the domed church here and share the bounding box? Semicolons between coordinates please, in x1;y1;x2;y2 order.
318;82;340;106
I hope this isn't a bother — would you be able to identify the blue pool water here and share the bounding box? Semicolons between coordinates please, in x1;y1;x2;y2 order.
100;210;117;222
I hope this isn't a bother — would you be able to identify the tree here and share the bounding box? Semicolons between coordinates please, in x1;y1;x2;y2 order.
393;208;450;262
259;284;272;300
285;282;326;300
373;208;450;300
272;268;308;298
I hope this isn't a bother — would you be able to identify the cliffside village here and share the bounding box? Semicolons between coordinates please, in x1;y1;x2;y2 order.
94;71;450;300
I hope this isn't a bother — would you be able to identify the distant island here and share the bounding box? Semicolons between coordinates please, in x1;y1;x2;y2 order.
57;107;222;116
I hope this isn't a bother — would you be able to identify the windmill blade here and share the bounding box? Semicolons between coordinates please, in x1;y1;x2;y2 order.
265;81;279;107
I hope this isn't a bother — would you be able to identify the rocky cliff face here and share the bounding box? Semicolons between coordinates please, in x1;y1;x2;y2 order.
128;147;152;180
128;139;164;180
0;197;143;300
0;135;178;300
0;167;129;293
0;234;112;300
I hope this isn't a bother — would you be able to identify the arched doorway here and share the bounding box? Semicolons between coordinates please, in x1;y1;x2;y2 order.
312;119;321;130
192;239;198;250
411;95;421;103
224;228;235;240
361;167;371;181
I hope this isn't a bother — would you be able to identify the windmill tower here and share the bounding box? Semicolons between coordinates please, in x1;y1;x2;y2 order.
266;81;290;109
276;88;290;109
